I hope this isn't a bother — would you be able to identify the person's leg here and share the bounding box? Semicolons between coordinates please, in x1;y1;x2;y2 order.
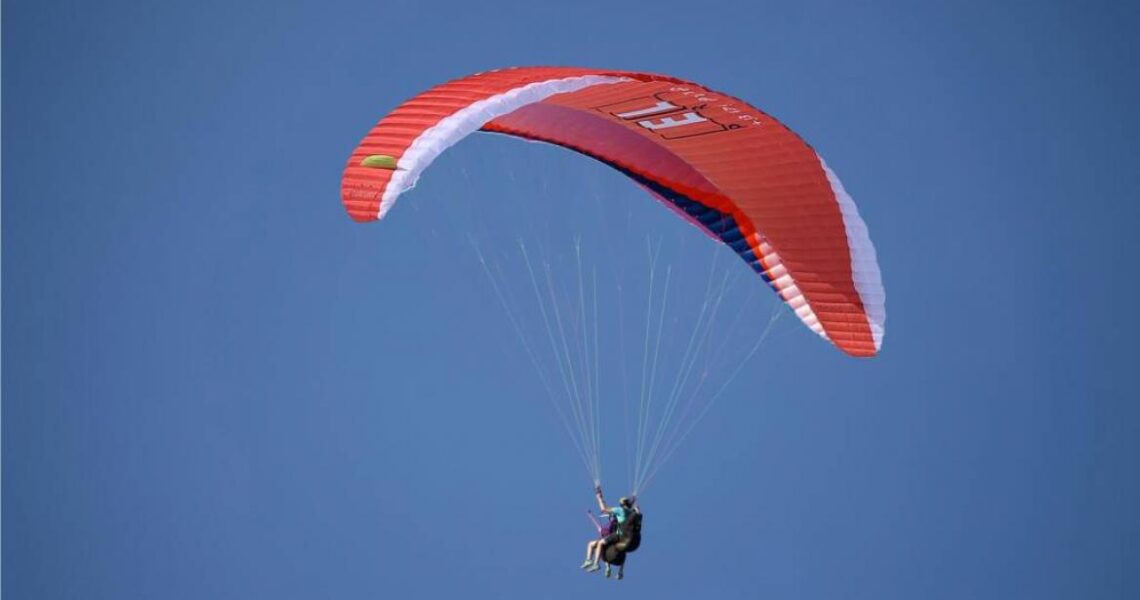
585;542;603;572
581;541;597;568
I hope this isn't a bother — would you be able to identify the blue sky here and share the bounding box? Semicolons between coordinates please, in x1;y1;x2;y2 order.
4;0;1138;598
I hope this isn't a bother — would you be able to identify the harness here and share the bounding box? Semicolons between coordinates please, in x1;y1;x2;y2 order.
617;510;643;552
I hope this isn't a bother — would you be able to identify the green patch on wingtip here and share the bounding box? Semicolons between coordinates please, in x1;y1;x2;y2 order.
360;154;398;169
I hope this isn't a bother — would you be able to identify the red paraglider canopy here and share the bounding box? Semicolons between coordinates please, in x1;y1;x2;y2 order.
341;66;885;357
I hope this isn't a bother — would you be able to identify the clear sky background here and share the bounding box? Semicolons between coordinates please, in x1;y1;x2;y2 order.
4;1;1138;598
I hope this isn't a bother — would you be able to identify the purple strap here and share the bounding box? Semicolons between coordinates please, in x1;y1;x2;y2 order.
587;510;613;536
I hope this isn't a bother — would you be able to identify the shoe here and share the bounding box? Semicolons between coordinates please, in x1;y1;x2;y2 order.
604;566;612;578
584;563;600;573
580;559;593;569
616;571;624;581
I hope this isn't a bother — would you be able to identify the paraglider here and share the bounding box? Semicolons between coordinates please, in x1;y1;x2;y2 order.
341;66;885;574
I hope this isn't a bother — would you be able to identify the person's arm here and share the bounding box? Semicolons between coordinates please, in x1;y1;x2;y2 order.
595;486;608;513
